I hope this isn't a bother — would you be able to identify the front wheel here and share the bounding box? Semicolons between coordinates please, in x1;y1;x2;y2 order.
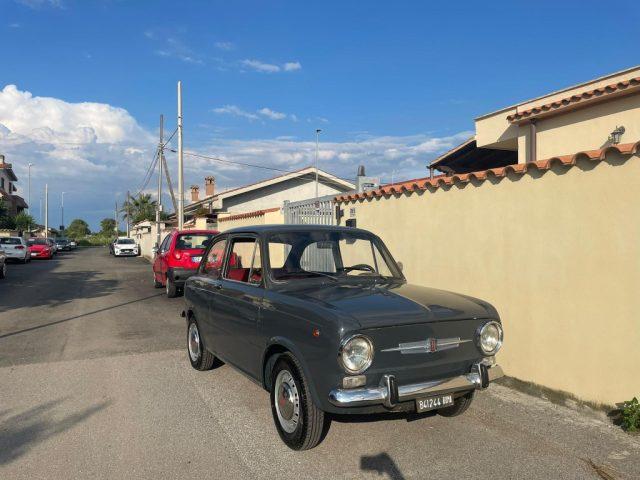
437;391;474;417
270;355;327;450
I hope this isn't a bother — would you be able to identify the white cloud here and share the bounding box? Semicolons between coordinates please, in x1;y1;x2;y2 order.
283;62;302;71
180;131;473;192
214;41;234;51
15;0;63;9
0;85;155;228
240;59;302;74
214;105;294;122
153;37;204;65
257;108;286;120
8;23;21;28
212;105;259;121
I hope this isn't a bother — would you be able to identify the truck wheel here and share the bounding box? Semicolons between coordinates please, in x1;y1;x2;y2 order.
166;276;178;298
270;354;327;450
438;391;474;417
187;317;216;371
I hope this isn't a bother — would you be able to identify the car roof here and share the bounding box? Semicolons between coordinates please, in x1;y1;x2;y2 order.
221;224;375;236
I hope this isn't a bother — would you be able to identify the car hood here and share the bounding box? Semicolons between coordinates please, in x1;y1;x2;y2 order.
293;281;496;328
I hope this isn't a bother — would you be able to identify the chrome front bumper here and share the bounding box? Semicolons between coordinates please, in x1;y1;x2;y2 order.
328;362;504;408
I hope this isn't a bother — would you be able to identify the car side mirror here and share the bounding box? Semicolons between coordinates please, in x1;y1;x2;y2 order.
206;266;221;279
397;261;404;272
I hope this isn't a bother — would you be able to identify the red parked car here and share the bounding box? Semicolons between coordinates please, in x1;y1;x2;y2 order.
152;229;219;297
27;238;54;259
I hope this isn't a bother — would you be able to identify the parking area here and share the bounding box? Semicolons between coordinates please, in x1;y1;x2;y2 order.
0;248;638;480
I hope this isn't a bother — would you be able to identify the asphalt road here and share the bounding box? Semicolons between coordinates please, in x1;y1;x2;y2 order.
0;249;638;480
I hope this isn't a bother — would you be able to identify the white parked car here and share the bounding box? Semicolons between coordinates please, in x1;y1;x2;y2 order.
0;237;31;263
113;237;139;257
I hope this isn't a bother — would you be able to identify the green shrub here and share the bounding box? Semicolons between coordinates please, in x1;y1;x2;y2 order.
622;397;640;432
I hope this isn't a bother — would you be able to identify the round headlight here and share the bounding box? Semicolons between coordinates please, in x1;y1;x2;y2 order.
478;321;503;355
339;335;374;374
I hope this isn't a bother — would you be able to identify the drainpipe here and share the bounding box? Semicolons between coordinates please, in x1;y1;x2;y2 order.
529;119;537;162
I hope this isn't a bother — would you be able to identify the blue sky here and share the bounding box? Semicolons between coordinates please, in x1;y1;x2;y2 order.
1;0;639;228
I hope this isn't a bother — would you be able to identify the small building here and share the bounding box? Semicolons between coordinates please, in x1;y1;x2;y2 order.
0;154;28;216
430;65;640;174
182;166;355;225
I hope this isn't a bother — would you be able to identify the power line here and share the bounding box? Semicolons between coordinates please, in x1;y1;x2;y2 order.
168;149;316;174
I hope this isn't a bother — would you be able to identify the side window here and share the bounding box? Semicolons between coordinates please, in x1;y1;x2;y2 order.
225;237;262;285
160;234;171;252
203;238;227;275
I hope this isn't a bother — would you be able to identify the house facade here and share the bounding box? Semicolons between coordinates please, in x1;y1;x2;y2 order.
183;166;355;224
0;154;28;216
431;65;640;173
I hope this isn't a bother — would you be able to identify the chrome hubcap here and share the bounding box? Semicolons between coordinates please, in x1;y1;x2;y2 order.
274;370;300;433
188;323;201;362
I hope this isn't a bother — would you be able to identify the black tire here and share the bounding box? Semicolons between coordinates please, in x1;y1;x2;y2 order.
166;276;178;298
187;317;216;371
0;263;6;279
438;391;474;417
270;354;327;450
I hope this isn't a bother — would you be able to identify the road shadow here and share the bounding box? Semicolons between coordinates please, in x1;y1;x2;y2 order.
0;293;164;340
0;266;118;313
0;397;112;465
361;452;406;480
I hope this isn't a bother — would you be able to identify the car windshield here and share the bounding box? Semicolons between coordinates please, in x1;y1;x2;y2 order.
266;231;401;282
28;238;48;245
176;234;213;250
117;239;135;244
0;238;22;245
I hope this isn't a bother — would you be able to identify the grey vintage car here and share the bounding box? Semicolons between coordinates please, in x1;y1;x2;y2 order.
183;225;504;450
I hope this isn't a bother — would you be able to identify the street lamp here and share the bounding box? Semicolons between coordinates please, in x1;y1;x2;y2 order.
28;163;33;232
315;129;322;199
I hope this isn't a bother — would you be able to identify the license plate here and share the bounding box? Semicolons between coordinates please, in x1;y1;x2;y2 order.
416;393;454;413
192;256;202;263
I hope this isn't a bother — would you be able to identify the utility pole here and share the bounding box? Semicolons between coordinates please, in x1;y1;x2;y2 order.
28;163;33;232
114;200;118;236
61;191;65;231
315;129;322;199
156;114;164;247
44;184;48;238
126;190;131;237
177;81;184;230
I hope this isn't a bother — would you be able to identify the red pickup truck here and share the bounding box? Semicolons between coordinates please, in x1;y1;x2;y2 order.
152;229;219;297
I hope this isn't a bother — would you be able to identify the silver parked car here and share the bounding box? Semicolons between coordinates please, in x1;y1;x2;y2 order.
0;237;31;263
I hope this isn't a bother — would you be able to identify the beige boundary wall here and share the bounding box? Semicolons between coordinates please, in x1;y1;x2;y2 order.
338;153;640;407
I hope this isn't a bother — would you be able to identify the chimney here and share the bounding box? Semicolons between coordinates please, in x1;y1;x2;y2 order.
0;154;5;165
190;185;200;202
205;176;215;197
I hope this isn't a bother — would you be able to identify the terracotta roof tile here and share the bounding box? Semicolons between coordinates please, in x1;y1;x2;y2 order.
335;141;640;203
218;207;281;223
507;77;640;123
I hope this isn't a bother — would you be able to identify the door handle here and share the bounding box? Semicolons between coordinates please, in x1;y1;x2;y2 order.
213;283;223;290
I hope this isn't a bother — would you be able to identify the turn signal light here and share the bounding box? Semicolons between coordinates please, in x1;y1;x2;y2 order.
342;375;366;389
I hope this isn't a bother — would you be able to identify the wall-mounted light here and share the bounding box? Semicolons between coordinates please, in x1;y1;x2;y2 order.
608;126;625;145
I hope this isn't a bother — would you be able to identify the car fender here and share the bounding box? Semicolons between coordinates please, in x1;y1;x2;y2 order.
261;336;323;409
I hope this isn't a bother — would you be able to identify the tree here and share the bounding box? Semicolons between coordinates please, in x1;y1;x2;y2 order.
65;219;91;239
121;193;157;224
0;199;15;229
14;211;35;231
100;218;117;235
